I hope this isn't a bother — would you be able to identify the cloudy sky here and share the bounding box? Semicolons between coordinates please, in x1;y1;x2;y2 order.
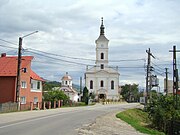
0;0;180;91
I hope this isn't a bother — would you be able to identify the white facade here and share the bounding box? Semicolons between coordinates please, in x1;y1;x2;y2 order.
85;18;120;100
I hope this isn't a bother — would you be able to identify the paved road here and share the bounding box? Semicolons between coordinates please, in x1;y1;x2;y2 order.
0;103;140;135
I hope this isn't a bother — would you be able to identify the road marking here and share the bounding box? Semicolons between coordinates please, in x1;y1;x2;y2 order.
0;110;83;129
0;103;135;129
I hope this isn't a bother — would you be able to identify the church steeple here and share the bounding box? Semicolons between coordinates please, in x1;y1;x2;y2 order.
100;17;105;35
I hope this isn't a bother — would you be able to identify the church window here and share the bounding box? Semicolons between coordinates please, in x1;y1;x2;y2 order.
101;53;104;59
100;80;104;87
100;64;104;69
90;80;93;89
111;81;114;90
65;81;67;85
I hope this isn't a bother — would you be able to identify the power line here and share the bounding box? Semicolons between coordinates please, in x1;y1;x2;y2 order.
0;44;18;49
25;50;93;66
0;37;146;62
0;38;17;46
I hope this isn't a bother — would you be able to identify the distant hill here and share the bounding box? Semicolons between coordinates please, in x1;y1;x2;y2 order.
43;81;81;92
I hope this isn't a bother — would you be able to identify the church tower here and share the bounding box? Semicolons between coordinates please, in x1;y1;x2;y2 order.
95;17;109;70
85;18;120;100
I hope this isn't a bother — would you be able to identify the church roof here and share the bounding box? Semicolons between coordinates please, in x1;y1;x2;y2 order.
61;72;72;80
60;86;77;94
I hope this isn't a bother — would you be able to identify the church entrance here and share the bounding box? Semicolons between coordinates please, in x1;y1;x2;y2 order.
98;94;106;99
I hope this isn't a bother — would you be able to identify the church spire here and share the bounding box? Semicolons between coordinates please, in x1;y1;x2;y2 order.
100;17;105;35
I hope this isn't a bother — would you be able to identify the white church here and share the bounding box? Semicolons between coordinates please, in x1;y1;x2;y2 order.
60;72;79;102
85;18;120;100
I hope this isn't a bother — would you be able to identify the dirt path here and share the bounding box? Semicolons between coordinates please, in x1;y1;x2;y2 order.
77;111;147;135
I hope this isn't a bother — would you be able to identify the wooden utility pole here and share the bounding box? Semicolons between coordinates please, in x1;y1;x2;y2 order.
16;31;38;111
165;68;169;95
16;37;22;110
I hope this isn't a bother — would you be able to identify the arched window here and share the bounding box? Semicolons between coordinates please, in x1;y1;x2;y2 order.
100;80;104;87
111;80;114;89
101;53;104;59
90;80;93;89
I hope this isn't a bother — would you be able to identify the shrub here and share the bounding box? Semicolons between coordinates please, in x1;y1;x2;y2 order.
146;93;180;132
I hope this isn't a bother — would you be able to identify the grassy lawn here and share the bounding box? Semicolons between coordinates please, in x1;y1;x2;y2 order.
116;108;165;135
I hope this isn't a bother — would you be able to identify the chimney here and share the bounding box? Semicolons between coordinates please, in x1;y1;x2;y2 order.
1;53;6;57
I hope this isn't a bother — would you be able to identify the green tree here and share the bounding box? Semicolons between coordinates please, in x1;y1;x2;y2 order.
82;87;89;105
43;90;69;102
121;84;139;102
147;94;180;132
43;81;60;91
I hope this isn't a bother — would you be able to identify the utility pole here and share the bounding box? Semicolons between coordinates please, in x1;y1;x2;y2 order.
16;31;38;111
145;48;155;105
169;45;180;109
80;77;82;94
16;37;22;110
165;68;169;95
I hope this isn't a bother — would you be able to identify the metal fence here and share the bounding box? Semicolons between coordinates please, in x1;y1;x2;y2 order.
167;120;180;135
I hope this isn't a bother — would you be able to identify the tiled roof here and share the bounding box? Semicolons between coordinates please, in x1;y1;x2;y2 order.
0;56;44;81
30;70;44;81
61;72;72;80
60;87;77;94
0;56;33;76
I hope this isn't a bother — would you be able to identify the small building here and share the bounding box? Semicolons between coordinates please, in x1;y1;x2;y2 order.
164;79;180;94
60;72;79;102
0;54;44;108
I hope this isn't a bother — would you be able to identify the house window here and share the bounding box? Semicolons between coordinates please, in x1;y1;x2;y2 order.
34;97;38;104
101;53;104;59
66;81;67;85
90;80;93;89
111;81;114;90
21;81;27;88
20;96;26;104
100;64;104;69
37;81;40;89
100;80;104;87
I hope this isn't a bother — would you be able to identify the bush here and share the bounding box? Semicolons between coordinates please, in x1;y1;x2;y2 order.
146;93;180;133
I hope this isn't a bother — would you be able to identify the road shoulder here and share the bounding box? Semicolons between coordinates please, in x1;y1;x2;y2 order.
78;111;147;135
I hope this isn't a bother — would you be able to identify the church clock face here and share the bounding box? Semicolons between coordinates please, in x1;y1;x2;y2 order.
101;44;104;47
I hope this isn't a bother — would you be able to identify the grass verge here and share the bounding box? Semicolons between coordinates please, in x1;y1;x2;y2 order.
116;108;165;135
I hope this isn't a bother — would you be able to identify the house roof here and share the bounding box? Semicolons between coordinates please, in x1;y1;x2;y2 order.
30;70;44;81
0;55;44;81
0;56;33;76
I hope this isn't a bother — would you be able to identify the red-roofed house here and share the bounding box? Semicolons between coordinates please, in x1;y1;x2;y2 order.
0;53;43;109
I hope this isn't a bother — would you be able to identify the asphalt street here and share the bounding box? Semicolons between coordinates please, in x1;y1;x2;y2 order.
0;103;140;135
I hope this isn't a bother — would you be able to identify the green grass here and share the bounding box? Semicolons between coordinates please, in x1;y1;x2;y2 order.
116;108;165;135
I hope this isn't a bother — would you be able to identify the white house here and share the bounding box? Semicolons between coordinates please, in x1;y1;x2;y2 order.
60;72;79;102
85;18;120;100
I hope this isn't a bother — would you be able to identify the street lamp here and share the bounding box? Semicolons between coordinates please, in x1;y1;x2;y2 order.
16;31;38;110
